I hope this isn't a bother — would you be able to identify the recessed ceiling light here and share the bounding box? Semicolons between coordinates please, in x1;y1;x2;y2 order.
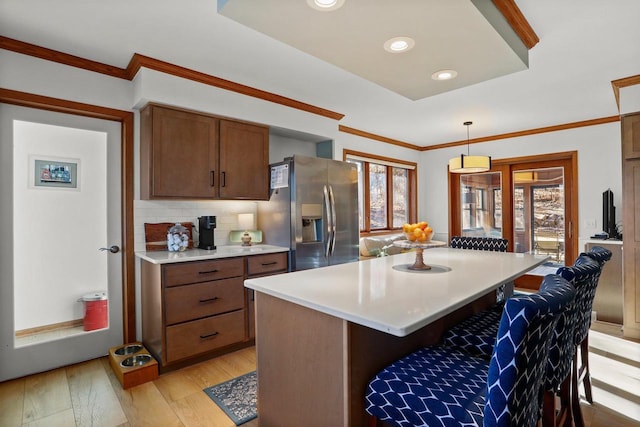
383;37;415;53
307;0;345;11
432;69;458;80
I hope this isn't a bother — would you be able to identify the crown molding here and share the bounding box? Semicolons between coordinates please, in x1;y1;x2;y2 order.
611;73;640;111
0;36;344;121
127;53;344;120
338;125;422;151
422;115;621;151
0;36;129;79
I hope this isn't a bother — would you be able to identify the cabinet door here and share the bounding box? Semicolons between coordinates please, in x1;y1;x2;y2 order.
623;113;640;338
148;106;219;198
219;120;269;200
623;113;640;160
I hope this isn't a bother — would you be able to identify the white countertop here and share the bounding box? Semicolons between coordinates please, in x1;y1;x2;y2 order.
136;244;289;264
245;248;548;337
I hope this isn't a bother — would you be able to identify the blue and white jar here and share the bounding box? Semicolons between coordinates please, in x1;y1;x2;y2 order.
167;222;189;252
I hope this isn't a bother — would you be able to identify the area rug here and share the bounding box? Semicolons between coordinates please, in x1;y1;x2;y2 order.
203;371;257;425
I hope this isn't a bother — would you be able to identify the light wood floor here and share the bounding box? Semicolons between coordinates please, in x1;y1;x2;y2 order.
0;338;637;427
0;346;258;427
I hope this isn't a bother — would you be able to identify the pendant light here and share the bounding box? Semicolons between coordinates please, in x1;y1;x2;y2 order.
448;121;491;173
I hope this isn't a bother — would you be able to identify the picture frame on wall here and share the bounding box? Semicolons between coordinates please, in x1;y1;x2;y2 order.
30;156;80;190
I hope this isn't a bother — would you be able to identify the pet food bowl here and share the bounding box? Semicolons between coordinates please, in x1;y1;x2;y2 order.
114;344;143;356
120;354;152;368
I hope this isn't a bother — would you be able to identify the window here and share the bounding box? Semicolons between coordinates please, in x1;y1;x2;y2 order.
449;151;577;271
344;150;416;233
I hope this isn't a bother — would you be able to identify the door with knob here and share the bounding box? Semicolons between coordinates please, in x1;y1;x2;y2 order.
0;103;123;381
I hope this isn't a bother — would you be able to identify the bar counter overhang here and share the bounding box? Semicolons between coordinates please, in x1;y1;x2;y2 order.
245;248;548;427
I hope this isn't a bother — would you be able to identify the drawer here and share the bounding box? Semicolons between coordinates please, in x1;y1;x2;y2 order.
163;257;244;287
247;252;288;277
165;310;246;362
164;277;244;325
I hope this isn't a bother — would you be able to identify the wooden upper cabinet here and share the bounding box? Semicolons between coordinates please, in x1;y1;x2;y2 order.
141;105;218;199
140;104;269;200
219;120;270;200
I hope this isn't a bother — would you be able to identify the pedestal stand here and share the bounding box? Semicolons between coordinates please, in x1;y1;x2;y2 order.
392;240;447;271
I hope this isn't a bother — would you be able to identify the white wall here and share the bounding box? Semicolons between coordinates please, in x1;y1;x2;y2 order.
420;122;623;242
269;134;318;164
12;121;108;330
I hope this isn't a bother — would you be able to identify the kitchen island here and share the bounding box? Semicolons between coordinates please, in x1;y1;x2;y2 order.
244;248;548;427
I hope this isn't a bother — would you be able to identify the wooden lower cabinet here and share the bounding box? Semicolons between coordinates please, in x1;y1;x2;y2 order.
246;252;288;339
141;252;288;371
166;311;246;362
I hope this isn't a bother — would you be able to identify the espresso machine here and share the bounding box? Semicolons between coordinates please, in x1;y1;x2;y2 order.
198;216;216;250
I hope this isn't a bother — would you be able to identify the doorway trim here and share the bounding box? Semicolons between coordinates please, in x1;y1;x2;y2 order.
0;88;135;343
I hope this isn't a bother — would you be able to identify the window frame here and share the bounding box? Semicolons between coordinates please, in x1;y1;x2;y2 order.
344;149;417;234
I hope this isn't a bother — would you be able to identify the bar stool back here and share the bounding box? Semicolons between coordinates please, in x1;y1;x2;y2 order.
570;246;612;427
365;274;575;427
450;236;510;301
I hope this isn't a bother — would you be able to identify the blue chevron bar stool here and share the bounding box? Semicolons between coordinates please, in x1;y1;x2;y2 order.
365;274;575;427
570;246;612;427
450;236;510;301
449;236;509;252
441;251;607;427
442;257;599;427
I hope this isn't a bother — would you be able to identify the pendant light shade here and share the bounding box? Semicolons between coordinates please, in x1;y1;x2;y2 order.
449;121;491;173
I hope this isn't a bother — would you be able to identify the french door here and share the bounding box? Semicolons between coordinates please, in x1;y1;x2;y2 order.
449;152;577;285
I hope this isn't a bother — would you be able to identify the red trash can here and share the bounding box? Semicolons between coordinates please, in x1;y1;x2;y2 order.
82;291;108;331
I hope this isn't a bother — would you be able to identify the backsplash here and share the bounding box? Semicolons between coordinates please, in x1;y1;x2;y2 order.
134;200;258;252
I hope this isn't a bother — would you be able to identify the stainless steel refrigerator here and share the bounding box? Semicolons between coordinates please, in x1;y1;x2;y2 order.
257;155;359;271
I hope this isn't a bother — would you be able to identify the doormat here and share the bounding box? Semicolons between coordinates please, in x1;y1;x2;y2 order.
203;371;257;425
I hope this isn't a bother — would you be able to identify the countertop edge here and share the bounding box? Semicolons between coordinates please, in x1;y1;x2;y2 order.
136;245;289;264
244;253;549;337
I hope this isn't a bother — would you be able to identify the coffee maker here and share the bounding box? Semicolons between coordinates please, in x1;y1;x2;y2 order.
198;216;216;250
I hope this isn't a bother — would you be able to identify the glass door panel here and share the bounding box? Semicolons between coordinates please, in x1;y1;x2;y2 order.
459;172;502;238
512;167;565;263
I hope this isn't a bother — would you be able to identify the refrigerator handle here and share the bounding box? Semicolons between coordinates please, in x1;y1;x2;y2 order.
323;185;332;259
328;185;337;255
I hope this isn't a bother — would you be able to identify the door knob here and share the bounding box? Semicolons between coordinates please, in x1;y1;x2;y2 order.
99;245;120;253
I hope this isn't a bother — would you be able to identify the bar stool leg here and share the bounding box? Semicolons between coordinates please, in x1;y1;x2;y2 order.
559;375;573;427
580;335;593;404
542;390;556;427
571;351;585;427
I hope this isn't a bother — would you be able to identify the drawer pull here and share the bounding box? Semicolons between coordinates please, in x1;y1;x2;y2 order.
200;331;219;340
198;269;219;275
199;296;219;303
261;261;278;266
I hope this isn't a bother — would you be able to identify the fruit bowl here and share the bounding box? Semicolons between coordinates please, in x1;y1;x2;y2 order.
404;229;434;243
402;221;434;243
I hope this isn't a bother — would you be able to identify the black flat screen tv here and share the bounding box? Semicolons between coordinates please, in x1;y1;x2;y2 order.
603;189;617;238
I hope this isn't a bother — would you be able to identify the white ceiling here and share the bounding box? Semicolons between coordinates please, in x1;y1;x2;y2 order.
218;0;529;101
0;0;638;148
